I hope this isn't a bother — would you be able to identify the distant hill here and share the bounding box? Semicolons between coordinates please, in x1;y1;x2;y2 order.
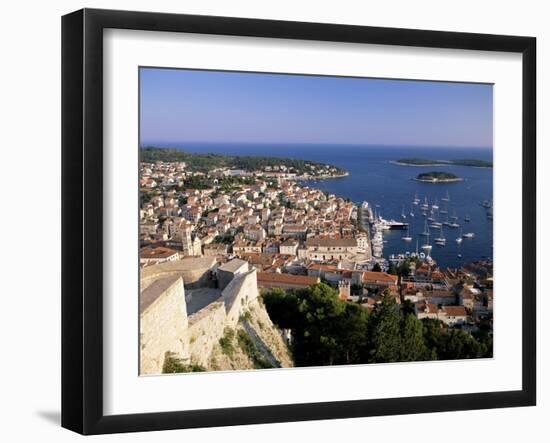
393;158;492;168
140;146;347;176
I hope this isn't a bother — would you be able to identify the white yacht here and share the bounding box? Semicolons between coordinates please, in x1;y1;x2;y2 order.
463;232;475;238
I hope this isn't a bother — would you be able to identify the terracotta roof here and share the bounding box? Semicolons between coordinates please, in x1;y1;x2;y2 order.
416;303;438;314
362;271;398;284
257;272;319;287
443;306;467;317
140;246;178;259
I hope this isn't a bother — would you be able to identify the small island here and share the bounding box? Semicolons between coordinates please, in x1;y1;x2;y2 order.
392;158;492;168
414;171;464;183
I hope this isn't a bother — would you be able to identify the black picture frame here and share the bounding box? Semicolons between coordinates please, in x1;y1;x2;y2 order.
62;8;536;435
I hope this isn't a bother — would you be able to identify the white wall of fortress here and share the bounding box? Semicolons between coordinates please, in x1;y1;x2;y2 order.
140;257;217;290
187;301;227;367
139;278;190;375
140;260;261;374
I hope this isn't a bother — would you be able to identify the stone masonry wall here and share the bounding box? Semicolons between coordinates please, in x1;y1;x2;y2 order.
140;278;190;375
187;300;227;367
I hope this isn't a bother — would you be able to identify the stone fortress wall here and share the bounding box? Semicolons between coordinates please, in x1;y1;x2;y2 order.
139;276;190;375
187;301;226;367
140;256;217;290
139;257;260;374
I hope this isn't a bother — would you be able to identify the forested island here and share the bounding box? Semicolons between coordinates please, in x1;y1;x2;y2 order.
414;171;463;183
393;158;493;168
140;146;347;177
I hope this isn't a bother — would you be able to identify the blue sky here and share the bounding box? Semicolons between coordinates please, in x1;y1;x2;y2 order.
139;67;493;148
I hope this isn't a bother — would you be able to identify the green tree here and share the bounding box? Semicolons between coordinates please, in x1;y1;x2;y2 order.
372;263;382;272
400;315;428;361
439;329;483;360
368;294;402;363
421;318;445;359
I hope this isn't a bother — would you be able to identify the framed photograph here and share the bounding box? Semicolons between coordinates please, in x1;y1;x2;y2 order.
62;8;536;435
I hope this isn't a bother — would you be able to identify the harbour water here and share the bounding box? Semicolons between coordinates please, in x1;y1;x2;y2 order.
149;142;493;269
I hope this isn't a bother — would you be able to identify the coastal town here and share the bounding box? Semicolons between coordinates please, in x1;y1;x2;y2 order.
138;152;493;373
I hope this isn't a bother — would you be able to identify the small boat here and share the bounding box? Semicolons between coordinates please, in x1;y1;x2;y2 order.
401;225;412;242
456;228;463;244
401;205;407;219
441;191;450;202
409;204;415;217
413;193;420;205
434;227;446;245
464;214;471;222
420;220;430;236
449;222;460;228
432;198;439;210
430;222;442;229
463;232;475;238
481;200;492;208
421;233;433;252
457;253;462;258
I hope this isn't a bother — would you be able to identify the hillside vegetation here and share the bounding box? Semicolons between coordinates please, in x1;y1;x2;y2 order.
207;301;294;371
140;146;346;175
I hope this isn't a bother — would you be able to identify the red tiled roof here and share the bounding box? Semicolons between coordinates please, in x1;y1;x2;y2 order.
362;271;398;284
443;306;467;317
257;272;319;287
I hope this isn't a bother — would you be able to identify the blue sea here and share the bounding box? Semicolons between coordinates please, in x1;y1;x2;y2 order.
147;142;493;269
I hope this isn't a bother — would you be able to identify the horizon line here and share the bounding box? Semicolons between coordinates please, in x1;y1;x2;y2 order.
140;141;493;150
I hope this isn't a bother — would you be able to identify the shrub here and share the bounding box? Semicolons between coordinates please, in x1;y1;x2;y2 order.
162;352;206;374
219;329;235;357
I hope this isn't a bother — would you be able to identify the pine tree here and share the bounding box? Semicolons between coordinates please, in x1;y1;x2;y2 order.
368;293;402;363
400;314;428;361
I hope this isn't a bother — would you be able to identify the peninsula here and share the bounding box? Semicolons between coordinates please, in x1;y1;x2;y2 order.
140;146;348;178
414;171;464;183
392;158;492;168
